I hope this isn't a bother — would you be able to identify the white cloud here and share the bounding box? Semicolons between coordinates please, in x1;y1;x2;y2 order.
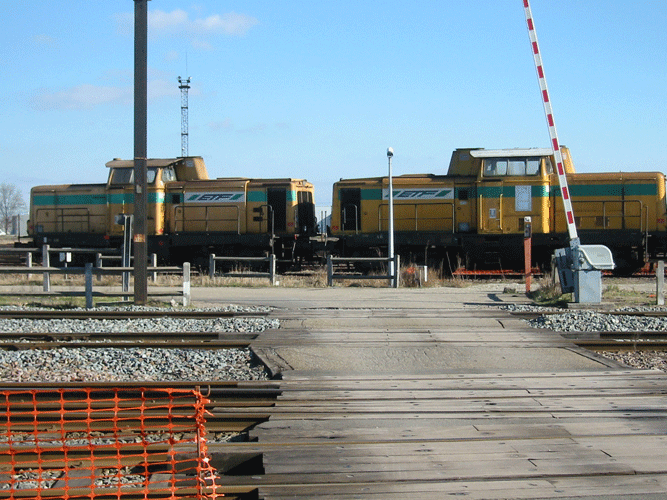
150;9;189;32
192;12;259;36
164;50;180;62
33;34;58;47
208;119;233;131
31;77;178;111
32;84;132;111
191;39;214;51
114;9;258;41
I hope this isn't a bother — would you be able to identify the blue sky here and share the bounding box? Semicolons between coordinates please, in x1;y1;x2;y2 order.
2;1;665;210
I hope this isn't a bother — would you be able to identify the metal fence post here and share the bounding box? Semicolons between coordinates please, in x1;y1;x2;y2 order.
327;254;334;286
42;244;51;292
183;262;191;307
85;263;93;309
209;254;215;279
269;254;276;286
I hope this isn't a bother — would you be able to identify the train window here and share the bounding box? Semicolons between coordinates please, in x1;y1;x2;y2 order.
484;159;507;176
109;168;159;185
527;159;540;175
110;169;133;185
161;167;176;182
485;158;541;177
544;158;554;174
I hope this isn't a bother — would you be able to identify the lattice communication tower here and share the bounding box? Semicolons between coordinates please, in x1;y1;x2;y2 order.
178;76;191;157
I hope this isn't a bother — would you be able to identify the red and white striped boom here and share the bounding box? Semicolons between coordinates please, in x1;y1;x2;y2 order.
523;0;580;245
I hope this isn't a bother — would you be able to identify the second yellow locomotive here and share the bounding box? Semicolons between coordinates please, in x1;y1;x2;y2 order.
330;147;667;274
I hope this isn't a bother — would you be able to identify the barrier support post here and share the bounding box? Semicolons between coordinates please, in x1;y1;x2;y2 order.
42;244;50;292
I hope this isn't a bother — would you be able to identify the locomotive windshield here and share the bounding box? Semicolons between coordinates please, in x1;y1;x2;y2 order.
109;168;159;185
483;157;541;177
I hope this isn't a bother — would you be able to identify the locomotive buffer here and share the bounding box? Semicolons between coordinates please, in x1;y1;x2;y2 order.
523;0;614;303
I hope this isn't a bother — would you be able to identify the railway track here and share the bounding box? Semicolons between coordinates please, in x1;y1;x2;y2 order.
0;381;279;499
564;331;667;351
0;331;256;350
0;309;269;320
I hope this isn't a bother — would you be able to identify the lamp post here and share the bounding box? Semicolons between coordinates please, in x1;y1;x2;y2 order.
387;147;395;287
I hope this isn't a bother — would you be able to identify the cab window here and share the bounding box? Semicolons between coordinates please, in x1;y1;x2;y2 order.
109;168;159;185
161;167;176;182
484;158;541;177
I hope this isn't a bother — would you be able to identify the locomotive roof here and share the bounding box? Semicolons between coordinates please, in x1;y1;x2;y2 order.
105;157;202;168
469;148;554;158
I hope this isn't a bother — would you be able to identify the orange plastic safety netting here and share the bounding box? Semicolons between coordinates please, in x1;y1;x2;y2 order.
0;387;224;499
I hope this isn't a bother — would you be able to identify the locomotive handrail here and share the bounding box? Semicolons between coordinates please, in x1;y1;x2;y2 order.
173;204;241;234
567;199;645;232
341;204;359;234
35;207;105;234
376;202;456;233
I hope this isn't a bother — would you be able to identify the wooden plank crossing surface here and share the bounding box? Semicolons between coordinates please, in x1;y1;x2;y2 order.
217;304;667;498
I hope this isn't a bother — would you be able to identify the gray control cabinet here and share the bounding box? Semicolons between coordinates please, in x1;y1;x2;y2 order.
554;245;615;303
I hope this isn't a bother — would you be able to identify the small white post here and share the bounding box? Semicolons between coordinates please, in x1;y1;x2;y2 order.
85;263;93;309
150;253;157;282
182;262;191;307
42;244;51;292
209;254;215;279
269;254;277;286
26;251;33;280
657;261;665;306
327;254;334;286
95;253;103;281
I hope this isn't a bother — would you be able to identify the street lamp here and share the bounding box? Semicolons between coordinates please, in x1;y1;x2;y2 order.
387;147;396;287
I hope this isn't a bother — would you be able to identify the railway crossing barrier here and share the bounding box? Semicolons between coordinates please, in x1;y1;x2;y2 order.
326;254;400;287
208;253;277;286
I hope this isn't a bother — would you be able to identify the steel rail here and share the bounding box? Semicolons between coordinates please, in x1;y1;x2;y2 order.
0;309;268;320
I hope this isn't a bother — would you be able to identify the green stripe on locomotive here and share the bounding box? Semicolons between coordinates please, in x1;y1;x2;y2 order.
33;193;166;205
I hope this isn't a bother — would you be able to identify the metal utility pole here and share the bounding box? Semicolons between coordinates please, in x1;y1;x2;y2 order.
178;76;191;157
387;147;396;288
133;0;149;305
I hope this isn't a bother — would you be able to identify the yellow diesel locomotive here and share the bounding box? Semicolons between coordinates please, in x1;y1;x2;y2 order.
28;156;317;266
330;147;667;274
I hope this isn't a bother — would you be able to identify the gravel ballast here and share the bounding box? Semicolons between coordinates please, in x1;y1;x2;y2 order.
0;306;276;383
505;304;667;372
